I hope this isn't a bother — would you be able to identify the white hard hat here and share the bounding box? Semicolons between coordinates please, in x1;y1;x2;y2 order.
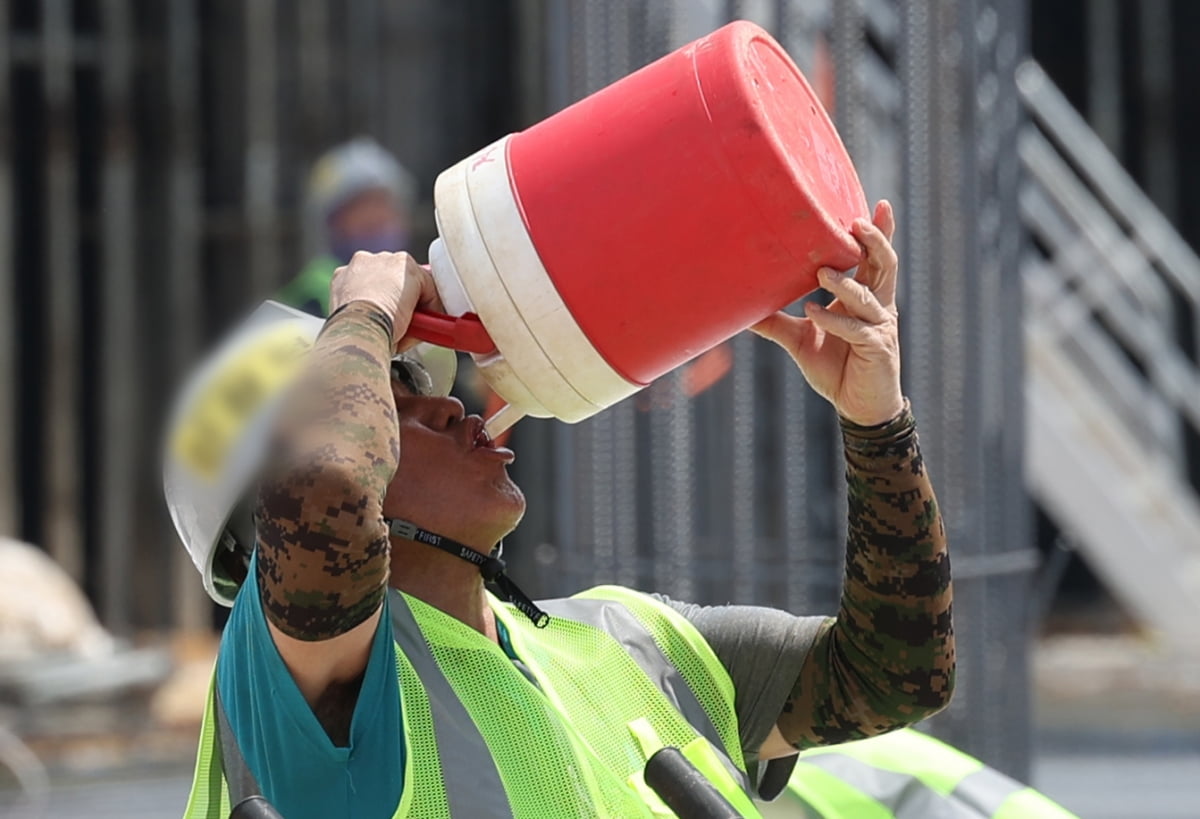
163;300;457;605
307;137;417;223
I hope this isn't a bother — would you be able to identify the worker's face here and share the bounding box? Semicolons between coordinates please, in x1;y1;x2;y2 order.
381;379;525;550
328;188;409;263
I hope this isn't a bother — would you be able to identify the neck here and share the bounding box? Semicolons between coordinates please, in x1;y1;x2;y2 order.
388;536;499;643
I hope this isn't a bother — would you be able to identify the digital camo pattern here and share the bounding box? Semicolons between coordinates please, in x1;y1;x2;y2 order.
254;303;397;640
780;402;955;747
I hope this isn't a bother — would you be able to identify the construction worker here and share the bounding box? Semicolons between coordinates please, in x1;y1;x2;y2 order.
277;137;417;317
165;201;955;817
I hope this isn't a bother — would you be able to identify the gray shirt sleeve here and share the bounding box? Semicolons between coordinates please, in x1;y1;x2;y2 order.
651;594;830;763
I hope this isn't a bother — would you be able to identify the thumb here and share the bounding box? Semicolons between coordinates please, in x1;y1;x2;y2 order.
751;311;817;351
416;264;444;313
750;311;797;345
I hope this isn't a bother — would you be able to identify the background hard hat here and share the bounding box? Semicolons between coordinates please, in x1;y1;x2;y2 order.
162;300;456;606
306;137;417;225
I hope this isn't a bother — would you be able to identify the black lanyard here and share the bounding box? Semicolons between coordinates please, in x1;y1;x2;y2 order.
386;518;549;628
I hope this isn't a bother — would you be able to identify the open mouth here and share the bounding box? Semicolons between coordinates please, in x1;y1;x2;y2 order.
466;416;515;463
473;425;495;449
467;416;496;449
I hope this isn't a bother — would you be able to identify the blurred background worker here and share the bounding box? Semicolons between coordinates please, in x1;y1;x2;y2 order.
277;138;418;318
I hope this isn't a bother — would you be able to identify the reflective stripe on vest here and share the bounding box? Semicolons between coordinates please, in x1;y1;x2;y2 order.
950;766;1024;817
389;592;514;819
799;752;1004;818
785;742;1079;819
539;595;752;796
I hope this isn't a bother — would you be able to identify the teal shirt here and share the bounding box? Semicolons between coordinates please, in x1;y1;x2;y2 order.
216;553;404;819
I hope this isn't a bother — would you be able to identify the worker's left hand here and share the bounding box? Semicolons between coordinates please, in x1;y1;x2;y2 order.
752;200;904;427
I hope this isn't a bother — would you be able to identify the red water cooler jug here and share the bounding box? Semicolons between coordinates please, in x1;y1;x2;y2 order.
415;20;868;434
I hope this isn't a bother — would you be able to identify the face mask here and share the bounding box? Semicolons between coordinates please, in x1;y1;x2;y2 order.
330;229;409;264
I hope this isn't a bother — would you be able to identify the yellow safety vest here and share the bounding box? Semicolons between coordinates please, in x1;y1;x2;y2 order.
184;585;764;818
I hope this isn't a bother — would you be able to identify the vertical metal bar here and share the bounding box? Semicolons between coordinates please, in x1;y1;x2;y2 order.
297;1;333;158
42;0;83;580
347;0;381;137
974;1;1008;769
933;0;970;538
588;412;616;586
611;401;640;589
0;0;14;536
97;0;137;634
550;419;578;589
942;0;987;768
378;0;405;155
830;0;865;162
245;0;280;300
567;419;594;590
779;355;813;612
729;335;757;602
915;0;979;764
900;0;957;754
544;0;572;110
580;0;608;94
989;0;1032;778
898;0;939;462
1086;0;1122;157
650;373;695;600
167;0;209;631
514;0;547;128
1138;0;1176;222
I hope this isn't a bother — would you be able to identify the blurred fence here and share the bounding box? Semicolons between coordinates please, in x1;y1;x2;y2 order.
0;0;1035;779
506;0;1033;778
0;0;518;633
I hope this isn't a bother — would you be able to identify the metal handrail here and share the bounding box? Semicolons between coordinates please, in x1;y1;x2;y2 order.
1018;60;1200;476
1018;60;1200;311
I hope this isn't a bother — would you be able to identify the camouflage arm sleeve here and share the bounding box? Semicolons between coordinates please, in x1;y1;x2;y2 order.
778;400;955;748
254;302;398;641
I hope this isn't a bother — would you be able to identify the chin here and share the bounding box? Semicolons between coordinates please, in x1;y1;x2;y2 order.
387;482;525;550
489;482;527;538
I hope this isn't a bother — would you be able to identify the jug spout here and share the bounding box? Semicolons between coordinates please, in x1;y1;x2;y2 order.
484;403;525;438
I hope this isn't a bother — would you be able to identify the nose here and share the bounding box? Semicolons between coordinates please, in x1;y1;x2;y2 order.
420;395;466;431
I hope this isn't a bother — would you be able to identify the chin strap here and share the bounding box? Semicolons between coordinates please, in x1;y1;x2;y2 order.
387;518;549;628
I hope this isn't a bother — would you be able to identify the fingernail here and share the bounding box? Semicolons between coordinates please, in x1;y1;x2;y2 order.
819;267;841;282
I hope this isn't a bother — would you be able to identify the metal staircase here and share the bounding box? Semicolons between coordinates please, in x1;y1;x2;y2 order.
1017;61;1200;652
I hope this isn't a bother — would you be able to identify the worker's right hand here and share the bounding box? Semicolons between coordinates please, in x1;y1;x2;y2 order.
329;251;443;348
